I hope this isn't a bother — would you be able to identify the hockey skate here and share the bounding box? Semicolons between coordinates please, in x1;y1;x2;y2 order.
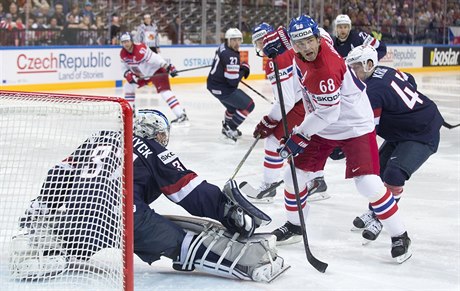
170;112;190;126
351;210;375;231
221;121;240;142
391;232;412;263
306;176;330;202
240;181;282;204
361;218;383;245
271;221;303;246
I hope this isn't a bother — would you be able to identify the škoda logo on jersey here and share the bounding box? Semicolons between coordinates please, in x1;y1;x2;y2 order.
290;28;313;41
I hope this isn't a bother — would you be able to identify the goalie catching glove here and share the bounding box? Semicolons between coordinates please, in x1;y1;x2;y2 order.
168;215;289;282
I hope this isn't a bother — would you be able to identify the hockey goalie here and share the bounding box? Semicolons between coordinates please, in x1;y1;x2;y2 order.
9;110;288;283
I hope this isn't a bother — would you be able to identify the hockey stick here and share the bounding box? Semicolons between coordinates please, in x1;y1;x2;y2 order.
272;57;328;273
442;121;460;129
138;65;212;79
229;136;261;180
176;64;212;73
240;81;273;104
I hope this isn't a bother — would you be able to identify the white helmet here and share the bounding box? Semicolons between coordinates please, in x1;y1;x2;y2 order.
134;109;170;147
346;45;378;72
335;14;352;27
225;28;243;40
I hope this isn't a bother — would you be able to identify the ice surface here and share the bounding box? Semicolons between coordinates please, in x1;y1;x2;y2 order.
6;71;460;290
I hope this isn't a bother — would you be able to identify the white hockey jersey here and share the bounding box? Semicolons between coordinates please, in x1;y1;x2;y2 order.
120;43;167;78
293;29;375;140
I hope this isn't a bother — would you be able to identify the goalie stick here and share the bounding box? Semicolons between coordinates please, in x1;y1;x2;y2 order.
272;56;328;273
229;136;261;180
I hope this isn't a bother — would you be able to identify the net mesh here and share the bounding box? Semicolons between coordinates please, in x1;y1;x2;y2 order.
0;92;129;290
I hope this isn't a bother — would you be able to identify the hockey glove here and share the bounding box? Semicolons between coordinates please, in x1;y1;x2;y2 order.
239;62;250;79
329;147;345;160
253;115;278;139
278;133;310;159
167;64;178;77
136;78;148;88
124;70;138;84
262;27;291;59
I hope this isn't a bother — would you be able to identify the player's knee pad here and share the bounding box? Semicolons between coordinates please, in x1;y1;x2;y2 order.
382;165;408;188
167;215;288;282
354;174;386;201
9;233;68;280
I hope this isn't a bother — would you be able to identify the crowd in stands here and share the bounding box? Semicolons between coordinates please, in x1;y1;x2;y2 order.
0;0;458;46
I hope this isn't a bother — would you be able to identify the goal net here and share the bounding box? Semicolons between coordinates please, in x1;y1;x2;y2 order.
0;91;133;291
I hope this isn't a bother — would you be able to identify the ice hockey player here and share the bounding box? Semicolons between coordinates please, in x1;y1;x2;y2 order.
135;14;161;53
207;28;254;142
10;109;287;282
120;32;188;124
241;22;328;203
333;14;387;60
262;15;411;263
346;45;443;243
330;14;387;161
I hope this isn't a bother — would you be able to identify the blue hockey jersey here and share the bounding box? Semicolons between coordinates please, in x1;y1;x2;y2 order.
207;43;245;96
365;66;444;144
334;29;387;60
132;135;225;220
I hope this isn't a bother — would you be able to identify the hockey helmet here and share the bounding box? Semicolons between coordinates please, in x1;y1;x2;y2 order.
335;14;352;27
252;22;273;56
288;15;320;42
120;32;133;43
225;28;243;40
252;22;273;43
346;45;378;73
134;109;171;147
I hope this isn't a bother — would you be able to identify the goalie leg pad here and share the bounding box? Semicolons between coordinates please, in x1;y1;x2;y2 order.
167;215;288;282
9;233;68;280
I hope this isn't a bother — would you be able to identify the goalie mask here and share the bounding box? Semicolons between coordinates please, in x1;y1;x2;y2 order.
134;109;171;147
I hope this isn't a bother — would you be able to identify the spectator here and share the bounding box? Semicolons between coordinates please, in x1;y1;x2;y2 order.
167;16;183;44
8;2;19;21
0;13;17;45
109;14;121;45
65;3;81;25
51;2;66;27
81;1;95;25
0;3;6;22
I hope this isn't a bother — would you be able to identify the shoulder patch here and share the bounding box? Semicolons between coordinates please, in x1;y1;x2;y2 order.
157;150;176;164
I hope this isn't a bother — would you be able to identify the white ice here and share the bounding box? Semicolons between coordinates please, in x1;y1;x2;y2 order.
12;71;460;290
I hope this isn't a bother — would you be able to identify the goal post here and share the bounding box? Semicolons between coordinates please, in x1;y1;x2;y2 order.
0;90;133;291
